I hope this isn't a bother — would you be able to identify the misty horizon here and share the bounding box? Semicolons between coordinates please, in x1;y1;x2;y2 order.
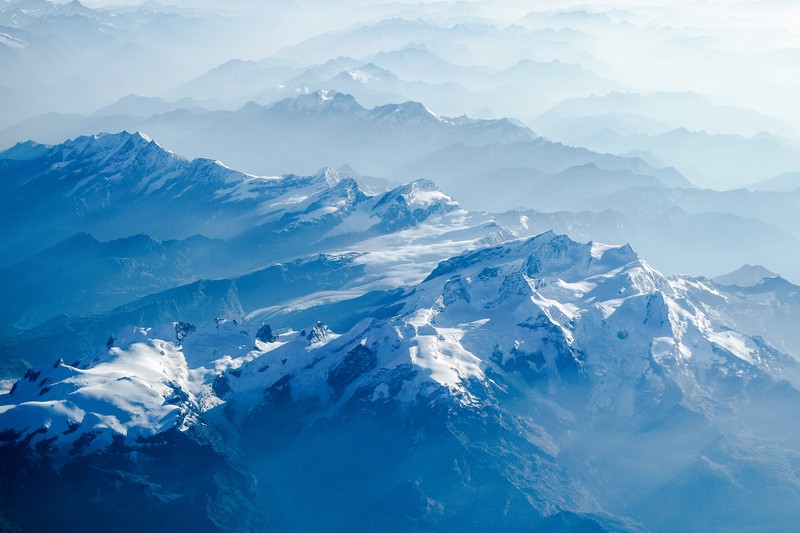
1;1;800;532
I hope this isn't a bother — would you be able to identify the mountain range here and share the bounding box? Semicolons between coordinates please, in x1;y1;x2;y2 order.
1;132;800;531
4;1;800;531
3;226;800;531
2;131;798;350
0;92;693;211
0;0;260;127
24;94;778;278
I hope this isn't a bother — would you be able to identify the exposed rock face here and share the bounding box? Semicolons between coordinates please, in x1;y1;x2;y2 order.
307;321;332;345
255;324;278;343
327;343;378;393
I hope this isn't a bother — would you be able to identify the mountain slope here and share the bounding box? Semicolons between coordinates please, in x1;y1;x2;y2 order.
533;91;795;139
0;233;223;333
555;127;800;189
750;171;800;192
3;232;800;531
399;140;690;211
0;133;514;364
0;131;275;260
713;264;779;287
0;131;469;265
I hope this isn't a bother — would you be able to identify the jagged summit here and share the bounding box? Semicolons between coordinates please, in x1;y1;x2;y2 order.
369;100;448;125
0;139;50;160
338;63;398;83
265;90;449;125
3;0;95;17
253;90;535;139
383;178;457;206
0;132;486;270
69;129;156;149
269;90;364;115
1;131;207;195
426;231;643;283
311;165;357;187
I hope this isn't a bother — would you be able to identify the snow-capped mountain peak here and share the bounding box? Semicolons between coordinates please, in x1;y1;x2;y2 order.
63;130;159;158
272;89;363;115
369;100;450;125
1;327;199;457
312;166;350;187
382;178;457;209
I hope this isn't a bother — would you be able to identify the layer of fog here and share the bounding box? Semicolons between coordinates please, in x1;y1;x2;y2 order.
3;0;800;281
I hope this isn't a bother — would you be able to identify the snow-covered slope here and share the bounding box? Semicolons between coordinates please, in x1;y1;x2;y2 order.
3;232;800;531
0;131;469;266
0;131;274;258
225;231;797;416
0;133;515;362
695;272;800;360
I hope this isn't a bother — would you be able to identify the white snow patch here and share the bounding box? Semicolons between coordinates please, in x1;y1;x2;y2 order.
590;241;618;260
706;329;756;364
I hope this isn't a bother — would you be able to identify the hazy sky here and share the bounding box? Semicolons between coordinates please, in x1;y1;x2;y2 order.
52;0;799;28
16;0;800;128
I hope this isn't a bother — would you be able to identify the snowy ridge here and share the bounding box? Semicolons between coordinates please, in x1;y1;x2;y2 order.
0;132;472;262
2;134;800;532
7;130;236;200
270;90;363;115
3;229;800;532
1;328;197;458
266;90;524;134
0;319;261;456
4;232;797;452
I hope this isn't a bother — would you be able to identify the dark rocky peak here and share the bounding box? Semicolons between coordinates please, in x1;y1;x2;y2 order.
307;321;333;345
